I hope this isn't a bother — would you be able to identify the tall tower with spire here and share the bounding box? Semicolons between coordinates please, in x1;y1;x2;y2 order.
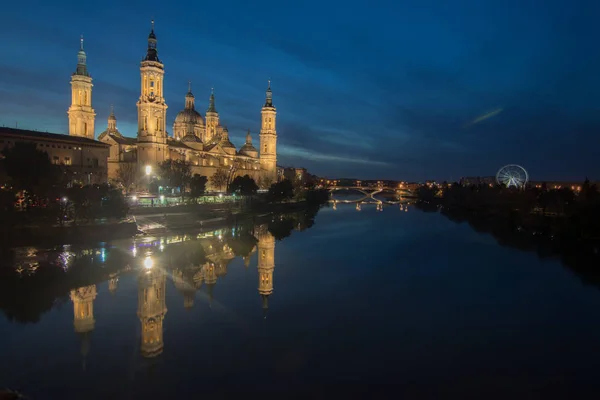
260;80;277;182
67;35;96;139
137;20;168;172
137;267;167;358
255;224;275;316
205;88;220;142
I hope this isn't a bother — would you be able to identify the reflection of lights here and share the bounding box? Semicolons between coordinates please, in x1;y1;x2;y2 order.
159;244;165;252
132;195;137;201
144;256;153;269
219;193;223;198
160;195;165;201
132;247;137;257
218;234;222;240
100;248;106;262
145;165;152;176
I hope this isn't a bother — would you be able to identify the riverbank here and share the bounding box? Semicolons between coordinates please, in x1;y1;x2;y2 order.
133;200;319;234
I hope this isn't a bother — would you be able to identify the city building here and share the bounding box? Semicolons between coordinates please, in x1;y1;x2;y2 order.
64;21;279;189
0;127;110;185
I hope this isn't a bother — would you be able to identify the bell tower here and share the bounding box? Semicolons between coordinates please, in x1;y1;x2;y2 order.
68;35;96;139
259;80;277;182
137;20;168;172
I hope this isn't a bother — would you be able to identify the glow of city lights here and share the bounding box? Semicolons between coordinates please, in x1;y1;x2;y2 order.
62;197;68;202
144;256;153;269
160;195;165;201
145;165;152;176
219;193;223;198
132;195;137;201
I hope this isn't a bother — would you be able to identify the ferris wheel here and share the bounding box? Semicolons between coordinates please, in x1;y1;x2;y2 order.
496;164;529;188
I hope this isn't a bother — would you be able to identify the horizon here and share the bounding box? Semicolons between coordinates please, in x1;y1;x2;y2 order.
1;0;599;181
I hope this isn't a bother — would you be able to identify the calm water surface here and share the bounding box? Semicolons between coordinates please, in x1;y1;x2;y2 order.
1;204;600;399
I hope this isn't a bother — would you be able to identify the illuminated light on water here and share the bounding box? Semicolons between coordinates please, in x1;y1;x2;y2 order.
144;256;153;269
100;248;106;262
159;244;165;252
132;247;137;257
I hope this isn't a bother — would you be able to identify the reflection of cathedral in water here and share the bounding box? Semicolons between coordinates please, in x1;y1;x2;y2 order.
138;267;167;358
68;223;277;360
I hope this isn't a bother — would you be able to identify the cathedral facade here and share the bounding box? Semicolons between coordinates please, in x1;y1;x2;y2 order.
68;21;278;190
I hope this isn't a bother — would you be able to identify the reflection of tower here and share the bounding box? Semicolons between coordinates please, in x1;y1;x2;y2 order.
108;273;119;294
203;263;217;306
137;268;167;358
70;285;97;369
256;225;275;317
173;268;197;310
243;255;251;268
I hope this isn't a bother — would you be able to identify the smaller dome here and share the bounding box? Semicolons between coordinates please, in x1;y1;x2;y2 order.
175;108;204;125
181;133;202;143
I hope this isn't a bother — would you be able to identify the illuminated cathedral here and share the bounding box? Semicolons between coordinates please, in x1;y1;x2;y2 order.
67;21;278;189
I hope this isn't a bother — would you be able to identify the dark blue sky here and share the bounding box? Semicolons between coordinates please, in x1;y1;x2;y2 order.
1;0;598;181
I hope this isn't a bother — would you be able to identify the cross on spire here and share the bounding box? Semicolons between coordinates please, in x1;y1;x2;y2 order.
151;19;155;31
188;80;192;92
80;35;84;50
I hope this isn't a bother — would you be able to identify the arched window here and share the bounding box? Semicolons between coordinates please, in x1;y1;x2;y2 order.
83;91;88;105
263;144;268;153
83;122;87;134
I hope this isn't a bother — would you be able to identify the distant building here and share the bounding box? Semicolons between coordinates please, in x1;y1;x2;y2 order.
0;127;110;184
283;167;307;182
459;176;496;186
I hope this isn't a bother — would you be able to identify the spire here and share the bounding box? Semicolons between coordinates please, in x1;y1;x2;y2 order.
75;35;89;77
185;83;195;109
246;129;252;144
207;87;217;113
108;105;116;131
144;19;160;62
264;79;273;107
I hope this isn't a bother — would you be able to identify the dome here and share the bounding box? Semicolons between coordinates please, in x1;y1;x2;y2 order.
240;142;258;157
175;108;204;125
240;129;258;157
220;128;236;149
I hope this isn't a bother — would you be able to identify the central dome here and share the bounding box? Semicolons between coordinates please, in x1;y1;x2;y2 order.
175;108;204;125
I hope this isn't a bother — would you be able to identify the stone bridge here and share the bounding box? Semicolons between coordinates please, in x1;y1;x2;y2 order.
327;186;415;205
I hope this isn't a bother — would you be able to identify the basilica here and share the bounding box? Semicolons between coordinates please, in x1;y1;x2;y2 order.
67;21;278;189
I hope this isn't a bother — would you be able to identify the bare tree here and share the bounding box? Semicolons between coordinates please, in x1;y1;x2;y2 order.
261;175;274;190
116;163;137;195
210;168;228;192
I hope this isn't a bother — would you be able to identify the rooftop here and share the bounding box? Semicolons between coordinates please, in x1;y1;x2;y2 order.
0;127;110;147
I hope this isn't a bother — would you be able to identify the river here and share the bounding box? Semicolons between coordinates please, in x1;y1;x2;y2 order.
1;203;600;399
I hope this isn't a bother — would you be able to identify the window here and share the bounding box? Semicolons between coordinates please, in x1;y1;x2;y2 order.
64;157;71;165
84;91;88;105
53;156;59;165
263;144;267;153
83;122;87;134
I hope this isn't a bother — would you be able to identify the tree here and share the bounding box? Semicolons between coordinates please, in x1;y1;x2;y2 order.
0;142;60;203
229;175;258;196
210;168;228;192
266;179;294;203
189;174;208;199
116;162;137;194
158;159;192;200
